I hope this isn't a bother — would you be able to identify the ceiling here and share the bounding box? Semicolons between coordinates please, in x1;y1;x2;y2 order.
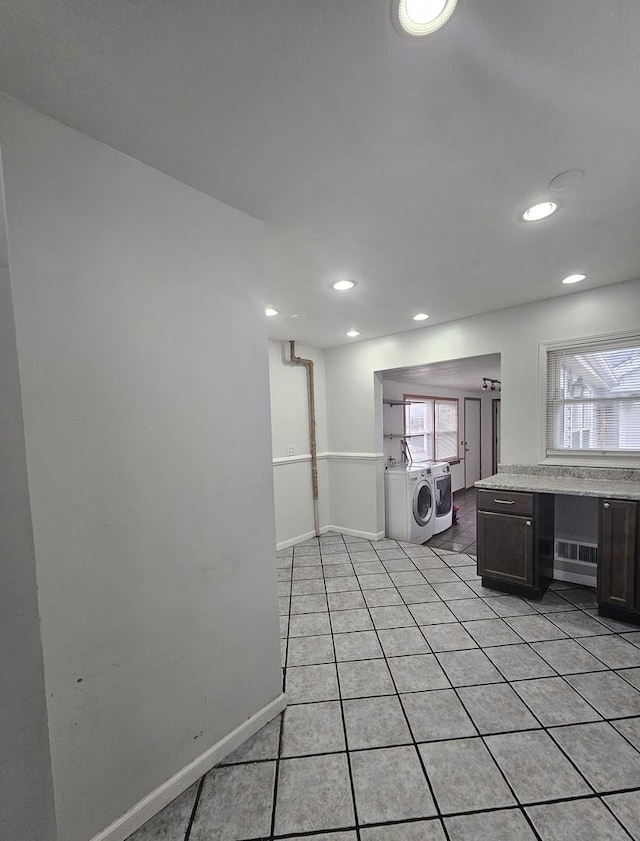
382;353;501;393
1;0;639;348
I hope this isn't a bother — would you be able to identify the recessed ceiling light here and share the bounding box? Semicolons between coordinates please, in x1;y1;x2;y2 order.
522;201;558;222
346;330;361;338
562;274;586;285
265;307;278;317
392;0;458;37
413;312;429;321
549;169;585;191
333;279;356;291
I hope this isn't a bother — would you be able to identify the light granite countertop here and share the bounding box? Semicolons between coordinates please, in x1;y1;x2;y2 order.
476;472;640;500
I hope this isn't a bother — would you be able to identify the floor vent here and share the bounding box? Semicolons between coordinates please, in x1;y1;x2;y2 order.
554;539;598;566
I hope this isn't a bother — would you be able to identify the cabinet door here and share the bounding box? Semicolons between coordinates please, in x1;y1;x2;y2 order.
598;499;637;610
477;511;534;588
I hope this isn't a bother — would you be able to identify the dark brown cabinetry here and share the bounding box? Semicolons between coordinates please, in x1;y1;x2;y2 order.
477;489;554;599
598;498;639;620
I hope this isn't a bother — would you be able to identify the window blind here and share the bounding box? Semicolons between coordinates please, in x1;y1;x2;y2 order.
546;335;640;456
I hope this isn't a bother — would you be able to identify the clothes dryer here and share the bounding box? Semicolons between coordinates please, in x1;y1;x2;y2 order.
384;465;435;544
430;461;453;534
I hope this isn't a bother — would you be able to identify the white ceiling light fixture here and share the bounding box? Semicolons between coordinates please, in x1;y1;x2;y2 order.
392;0;458;37
413;312;430;321
521;201;558;222
346;330;361;338
332;279;356;291
562;274;586;285
265;307;279;317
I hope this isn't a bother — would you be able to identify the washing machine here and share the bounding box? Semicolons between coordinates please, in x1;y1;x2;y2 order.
384;465;435;544
430;461;453;534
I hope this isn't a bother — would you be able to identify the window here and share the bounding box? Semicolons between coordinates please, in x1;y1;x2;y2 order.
404;395;459;462
545;334;640;458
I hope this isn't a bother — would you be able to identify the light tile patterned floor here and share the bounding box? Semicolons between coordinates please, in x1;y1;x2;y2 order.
128;532;640;841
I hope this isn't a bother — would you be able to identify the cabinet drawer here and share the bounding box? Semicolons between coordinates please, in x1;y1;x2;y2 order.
477;489;534;517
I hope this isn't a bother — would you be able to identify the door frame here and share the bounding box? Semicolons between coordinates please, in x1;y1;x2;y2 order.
463;397;482;489
492;398;501;475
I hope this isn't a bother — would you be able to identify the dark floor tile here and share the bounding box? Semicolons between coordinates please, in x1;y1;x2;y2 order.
526;797;632;841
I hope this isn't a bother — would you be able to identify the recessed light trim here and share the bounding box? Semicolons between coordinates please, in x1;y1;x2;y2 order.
392;0;458;37
333;279;356;291
413;312;430;321
549;169;585;191
522;201;558;222
562;274;586;285
265;307;279;317
346;330;361;338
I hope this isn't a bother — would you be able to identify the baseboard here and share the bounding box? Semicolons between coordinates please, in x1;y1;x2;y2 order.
89;692;287;841
276;530;320;550
326;525;386;541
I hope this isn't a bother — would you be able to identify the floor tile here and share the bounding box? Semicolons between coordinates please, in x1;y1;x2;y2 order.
387;654;450;693
411;556;447;570
290;594;328;614
550;721;640;791
382;558;419;573
457;683;540;734
350;746;437;824
281;701;345;757
578;634;640;668
549;610;612;637
369;604;416;629
334;630;384;662
442;553;477;567
622;631;640;648
504;614;568;642
343;695;412;749
289;613;332;637
603;791;640;841
485;730;592;804
531;639;609;674
436;649;504;687
274;754;355;836
358;573;394;590
445;808;538;841
421;568;461;584
360;819;445;841
419;738;515;814
511;677;601;726
280;615;289;638
408;602;457;625
279;581;292;596
352;560;386;575
566;671;640;718
363;587;404;607
337;658;395;699
330;609;374;634
453;566;481;581
401;689;476;741
292;565;324;580
323;564;355;579
612;716;640;750
397;584;441;604
378;627;430;656
292;578;326;595
279;596;290;615
464;618;523;646
377;548;415;562
327;591;367;611
526;797;632;841
528;590;575;613
484;643;556;680
431;582;476;601
221;716;281;764
287;634;335;666
128;782;199;841
560;588;599;610
421;623;477;652
325;576;360;593
447;598;497;621
389;571;428;587
482;595;538;616
620;668;640;690
285;663;340;703
191;762;276;841
285;834;356;841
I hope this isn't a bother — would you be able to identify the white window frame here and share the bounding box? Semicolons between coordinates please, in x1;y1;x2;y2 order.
538;329;640;467
403;394;460;464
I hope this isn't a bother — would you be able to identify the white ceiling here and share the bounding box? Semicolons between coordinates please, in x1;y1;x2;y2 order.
382;353;501;393
1;0;639;348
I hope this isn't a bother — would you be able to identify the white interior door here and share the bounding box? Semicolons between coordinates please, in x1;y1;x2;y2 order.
464;398;481;489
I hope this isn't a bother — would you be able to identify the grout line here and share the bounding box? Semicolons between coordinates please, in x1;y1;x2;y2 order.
183;775;205;841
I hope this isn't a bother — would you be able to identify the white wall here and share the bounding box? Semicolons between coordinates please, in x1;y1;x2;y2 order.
0;160;56;841
325;280;640;537
269;341;330;546
0;96;282;841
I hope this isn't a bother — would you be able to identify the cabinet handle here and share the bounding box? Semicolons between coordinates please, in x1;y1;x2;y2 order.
493;499;515;505
526;520;532;526
604;502;610;509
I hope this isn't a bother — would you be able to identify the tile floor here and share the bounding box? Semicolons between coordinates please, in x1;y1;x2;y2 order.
129;532;640;841
429;488;476;555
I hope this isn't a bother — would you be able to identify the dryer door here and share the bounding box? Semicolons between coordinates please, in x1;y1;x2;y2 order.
413;480;433;527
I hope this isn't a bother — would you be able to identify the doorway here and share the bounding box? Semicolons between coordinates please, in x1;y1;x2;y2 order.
464;397;481;488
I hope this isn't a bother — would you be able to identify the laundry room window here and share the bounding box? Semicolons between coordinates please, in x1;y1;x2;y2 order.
403;395;459;462
544;332;640;461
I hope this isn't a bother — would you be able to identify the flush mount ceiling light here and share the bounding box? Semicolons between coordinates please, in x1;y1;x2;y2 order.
562;274;586;285
413;312;430;321
392;0;458;37
333;279;356;291
265;307;279;317
522;201;558;222
346;330;361;338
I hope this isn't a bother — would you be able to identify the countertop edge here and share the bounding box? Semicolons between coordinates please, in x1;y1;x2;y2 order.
475;473;640;501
